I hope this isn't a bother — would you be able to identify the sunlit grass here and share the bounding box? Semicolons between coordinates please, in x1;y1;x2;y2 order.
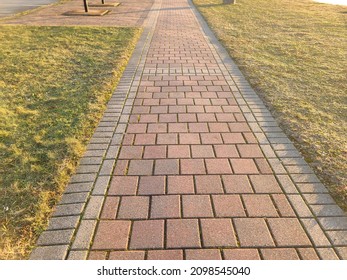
0;25;141;259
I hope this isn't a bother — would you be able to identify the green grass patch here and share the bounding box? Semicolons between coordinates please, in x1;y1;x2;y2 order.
193;0;347;209
0;25;141;259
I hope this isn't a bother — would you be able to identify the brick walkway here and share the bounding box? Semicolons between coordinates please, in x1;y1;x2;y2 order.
30;0;347;260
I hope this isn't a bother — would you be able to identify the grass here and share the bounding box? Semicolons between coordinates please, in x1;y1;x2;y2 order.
193;0;347;209
0;25;141;259
0;0;71;22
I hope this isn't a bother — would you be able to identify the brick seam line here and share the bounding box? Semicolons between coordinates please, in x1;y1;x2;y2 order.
81;0;164;260
29;0;162;260
187;0;345;259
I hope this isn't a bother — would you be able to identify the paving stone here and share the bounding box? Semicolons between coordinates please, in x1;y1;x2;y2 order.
157;133;178;144
67;251;88;260
147;250;183;260
268;159;287;174
106;145;120;159
65;182;93;193
206;159;232;174
316;248;339;260
72;220;97;250
261;248;299;260
179;133;200;144
37;229;74;246
168;175;195;194
182;195;214;218
318;217;347;230
169;123;188;133
109;251;145;260
243;195;278;217
92;176;111;196
201;219;237;247
212;195;246;217
300;218;331;247
267;218;311;246
59;192;89;205
297;248;320;260
118;196;149;219
113;160;128;175
195;175;223;194
191;145;215;158
230;159;258;174
100;197;120;219
151;195;181;218
88;251;107;260
130;220;164;249
155;159;179;175
287;195;313;217
223;249;260;260
326;231;347;246
135;134;156;145
310;204;346;217
83;150;106;158
166;219;201;248
144;146;167;159
221;133;245;144
249;175;282;193
186;249;222;260
213;144;238;158
99;160;116;176
168;145;191;158
128;160;154;175
108;176;138;195
201;133;223;144
234;218;274;247
138;176;166;195
272;194;296;217
237;144;263;158
76;165;100;174
285;165;313;174
276;175;298;193
83;196;104;219
335;247;347;260
79;157;104;166
291;174;320;183
222;175;253;193
92;221;131;250
119;146;143;159
53;203;84;217
254;158;273;174
303;193;336;205
30;245;69;260
296;183;328;193
181;159;206;174
47;216;80;230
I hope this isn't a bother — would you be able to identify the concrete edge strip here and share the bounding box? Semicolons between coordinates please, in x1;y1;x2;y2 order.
29;0;163;260
187;0;346;259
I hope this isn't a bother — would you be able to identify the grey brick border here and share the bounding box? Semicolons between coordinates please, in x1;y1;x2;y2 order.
30;0;163;260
